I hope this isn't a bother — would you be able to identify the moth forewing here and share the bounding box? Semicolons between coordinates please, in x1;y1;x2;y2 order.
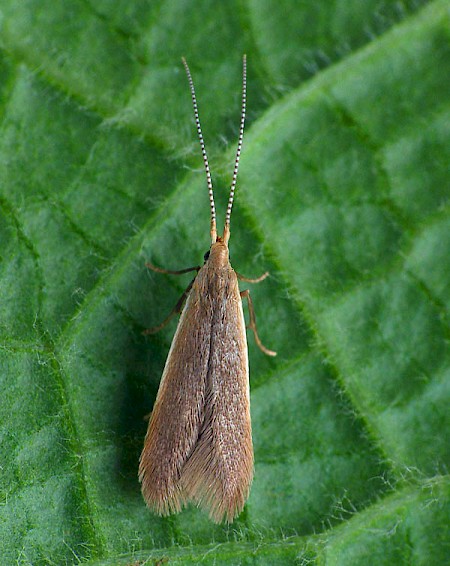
138;281;211;516
179;243;253;522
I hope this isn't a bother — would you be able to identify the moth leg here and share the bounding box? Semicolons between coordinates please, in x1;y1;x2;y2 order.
236;270;269;284
240;289;277;356
146;262;200;276
143;278;196;335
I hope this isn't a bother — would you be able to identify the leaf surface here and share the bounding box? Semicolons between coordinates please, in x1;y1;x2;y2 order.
0;1;448;564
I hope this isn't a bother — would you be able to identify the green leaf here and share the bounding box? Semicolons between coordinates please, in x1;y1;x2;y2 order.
0;0;448;564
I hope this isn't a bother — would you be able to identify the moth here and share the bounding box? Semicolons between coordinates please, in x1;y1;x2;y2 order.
139;55;276;523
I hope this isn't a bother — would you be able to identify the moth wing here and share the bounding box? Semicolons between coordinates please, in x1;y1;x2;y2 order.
139;276;212;516
180;273;253;523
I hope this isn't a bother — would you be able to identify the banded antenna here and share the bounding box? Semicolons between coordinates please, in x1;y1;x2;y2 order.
182;56;247;245
182;57;217;244
224;54;247;245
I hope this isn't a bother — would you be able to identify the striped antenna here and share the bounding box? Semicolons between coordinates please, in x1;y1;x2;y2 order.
223;54;247;245
182;57;217;244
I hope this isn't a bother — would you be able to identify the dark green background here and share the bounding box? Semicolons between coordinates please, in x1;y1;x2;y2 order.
0;0;448;564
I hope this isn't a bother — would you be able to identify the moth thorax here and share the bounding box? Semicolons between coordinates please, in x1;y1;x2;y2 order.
208;240;229;267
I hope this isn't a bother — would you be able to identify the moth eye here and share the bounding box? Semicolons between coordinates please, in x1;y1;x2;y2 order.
203;250;210;263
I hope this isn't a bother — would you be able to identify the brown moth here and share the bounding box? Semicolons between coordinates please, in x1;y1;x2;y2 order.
139;55;276;524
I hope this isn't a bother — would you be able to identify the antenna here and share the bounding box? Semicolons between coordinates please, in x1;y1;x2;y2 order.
223;54;247;245
182;57;217;244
